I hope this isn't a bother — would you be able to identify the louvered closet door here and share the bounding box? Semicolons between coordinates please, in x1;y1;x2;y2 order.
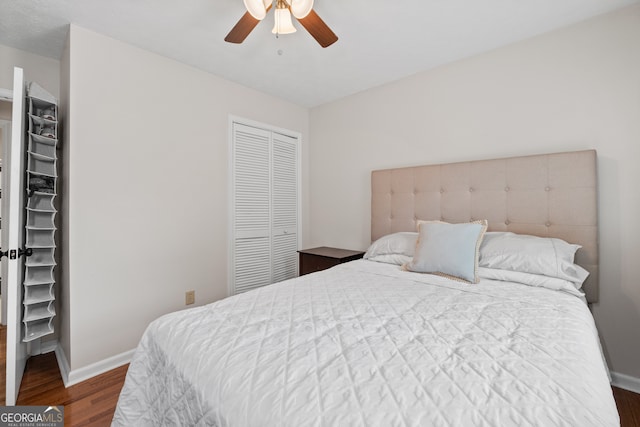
232;124;272;293
271;133;298;283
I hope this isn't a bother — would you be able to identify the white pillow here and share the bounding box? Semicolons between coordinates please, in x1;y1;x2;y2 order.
403;220;488;283
479;232;588;287
479;267;585;298
364;232;418;265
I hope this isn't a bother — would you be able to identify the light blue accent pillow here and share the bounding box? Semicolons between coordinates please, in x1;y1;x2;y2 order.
404;220;488;283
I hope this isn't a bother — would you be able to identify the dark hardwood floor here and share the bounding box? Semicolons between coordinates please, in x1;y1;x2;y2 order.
615;386;640;427
16;352;128;426
0;323;638;426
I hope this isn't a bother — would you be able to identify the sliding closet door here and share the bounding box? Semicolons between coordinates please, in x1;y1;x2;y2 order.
230;121;300;294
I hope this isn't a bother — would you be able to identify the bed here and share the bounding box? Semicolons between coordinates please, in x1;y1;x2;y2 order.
112;150;619;426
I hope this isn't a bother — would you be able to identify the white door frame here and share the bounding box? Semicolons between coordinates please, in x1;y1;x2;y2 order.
1;118;10;326
1;87;13;326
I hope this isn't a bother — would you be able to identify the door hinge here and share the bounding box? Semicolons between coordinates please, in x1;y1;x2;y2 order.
18;247;33;258
0;248;32;260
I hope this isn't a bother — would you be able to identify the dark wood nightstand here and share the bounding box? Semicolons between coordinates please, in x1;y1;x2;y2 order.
298;247;365;276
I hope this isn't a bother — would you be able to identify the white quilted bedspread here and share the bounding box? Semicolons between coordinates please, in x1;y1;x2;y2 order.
112;260;619;427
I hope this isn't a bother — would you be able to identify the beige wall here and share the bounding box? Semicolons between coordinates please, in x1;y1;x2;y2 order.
62;25;309;372
0;43;60;99
309;5;640;381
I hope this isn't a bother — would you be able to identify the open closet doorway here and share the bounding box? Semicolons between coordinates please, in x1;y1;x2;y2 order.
1;68;59;407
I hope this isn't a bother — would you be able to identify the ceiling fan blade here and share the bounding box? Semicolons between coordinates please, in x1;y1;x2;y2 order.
225;3;273;44
297;9;338;48
225;12;260;43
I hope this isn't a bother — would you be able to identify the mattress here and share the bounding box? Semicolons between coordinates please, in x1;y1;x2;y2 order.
112;260;619;426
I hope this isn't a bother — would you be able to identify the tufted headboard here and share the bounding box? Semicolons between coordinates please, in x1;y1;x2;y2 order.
371;150;599;303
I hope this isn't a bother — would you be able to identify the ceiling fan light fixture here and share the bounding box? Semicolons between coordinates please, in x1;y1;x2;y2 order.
272;4;297;35
226;0;337;47
287;0;314;19
243;0;267;20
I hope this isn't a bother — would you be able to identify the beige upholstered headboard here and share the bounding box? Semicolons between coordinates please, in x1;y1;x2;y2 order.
371;150;599;303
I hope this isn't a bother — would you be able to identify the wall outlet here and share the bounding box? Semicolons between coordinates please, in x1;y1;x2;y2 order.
185;290;195;305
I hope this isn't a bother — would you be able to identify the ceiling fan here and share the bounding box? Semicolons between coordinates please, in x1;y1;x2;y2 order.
225;0;338;48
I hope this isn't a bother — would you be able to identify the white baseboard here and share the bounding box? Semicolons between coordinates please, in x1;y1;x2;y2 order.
54;346;71;388
54;345;134;388
66;349;135;387
611;371;640;394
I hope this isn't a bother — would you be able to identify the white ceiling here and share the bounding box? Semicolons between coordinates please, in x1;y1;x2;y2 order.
0;0;637;107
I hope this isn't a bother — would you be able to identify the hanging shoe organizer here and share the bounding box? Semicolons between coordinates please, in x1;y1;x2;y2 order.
23;82;58;342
